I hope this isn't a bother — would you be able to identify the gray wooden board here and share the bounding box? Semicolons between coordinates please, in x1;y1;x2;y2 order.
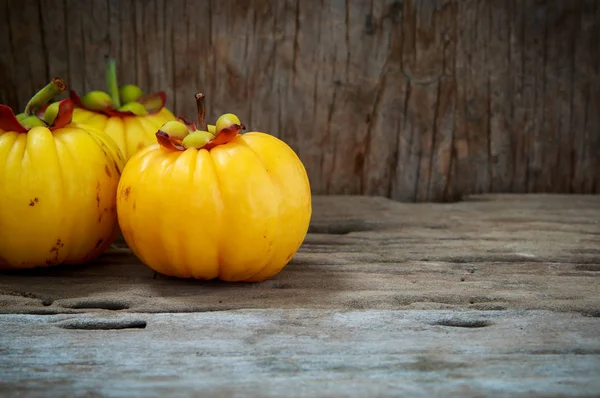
1;310;600;398
1;194;599;397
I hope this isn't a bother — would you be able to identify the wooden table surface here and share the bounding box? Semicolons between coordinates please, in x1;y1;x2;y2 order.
1;194;599;397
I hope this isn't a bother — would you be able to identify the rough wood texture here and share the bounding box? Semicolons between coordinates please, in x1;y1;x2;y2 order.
0;194;599;315
1;195;599;396
1;1;598;202
1;310;600;398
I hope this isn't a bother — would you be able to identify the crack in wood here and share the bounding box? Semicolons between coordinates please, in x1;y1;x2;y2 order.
57;319;147;330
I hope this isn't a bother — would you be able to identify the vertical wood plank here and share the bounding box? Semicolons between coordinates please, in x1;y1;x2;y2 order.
461;0;494;195
508;0;528;193
114;0;137;93
543;2;579;193
39;0;69;88
0;0;19;108
364;1;407;198
487;0;512;193
0;0;598;201
422;1;456;202
5;0;48;107
527;1;549;193
64;0;88;94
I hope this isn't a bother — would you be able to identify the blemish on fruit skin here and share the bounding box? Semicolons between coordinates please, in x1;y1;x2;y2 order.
95;239;103;248
98;206;111;223
123;186;131;200
99;144;110;159
96;181;101;208
104;164;112;177
50;238;64;253
29;197;39;206
132;201;136;211
47;238;65;265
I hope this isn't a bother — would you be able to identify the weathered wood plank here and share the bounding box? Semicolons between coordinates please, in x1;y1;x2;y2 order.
1;0;598;201
0;195;598;396
0;194;598;315
0;310;599;397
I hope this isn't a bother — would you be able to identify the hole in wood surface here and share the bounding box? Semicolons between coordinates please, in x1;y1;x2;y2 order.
57;319;147;330
64;299;130;311
433;318;491;328
0;289;54;306
41;298;54;306
12;308;65;315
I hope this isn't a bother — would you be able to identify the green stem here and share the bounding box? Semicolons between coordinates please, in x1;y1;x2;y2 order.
24;77;67;116
106;56;121;109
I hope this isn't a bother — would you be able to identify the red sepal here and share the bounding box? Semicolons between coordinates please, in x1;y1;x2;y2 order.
176;116;197;132
138;92;167;114
204;123;245;150
50;99;75;130
156;131;185;151
34;104;49;118
0;105;27;133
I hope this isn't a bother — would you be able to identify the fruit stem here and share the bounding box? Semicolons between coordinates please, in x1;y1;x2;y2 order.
195;93;207;131
106;55;121;109
24;77;67;116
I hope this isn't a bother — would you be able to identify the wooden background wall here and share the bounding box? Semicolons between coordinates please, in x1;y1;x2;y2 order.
1;0;598;202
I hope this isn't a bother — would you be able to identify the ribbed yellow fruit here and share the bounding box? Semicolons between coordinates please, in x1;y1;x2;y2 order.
0;78;125;269
115;93;312;282
71;107;174;161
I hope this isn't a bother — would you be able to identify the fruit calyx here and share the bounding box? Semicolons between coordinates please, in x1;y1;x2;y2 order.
0;77;74;133
69;55;167;117
156;92;245;151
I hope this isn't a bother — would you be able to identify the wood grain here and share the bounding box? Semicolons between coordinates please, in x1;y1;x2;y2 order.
0;194;599;397
1;310;599;397
0;194;598;315
0;0;598;201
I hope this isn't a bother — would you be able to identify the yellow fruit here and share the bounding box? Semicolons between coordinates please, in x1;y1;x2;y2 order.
115;93;311;282
0;78;125;269
71;106;174;161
